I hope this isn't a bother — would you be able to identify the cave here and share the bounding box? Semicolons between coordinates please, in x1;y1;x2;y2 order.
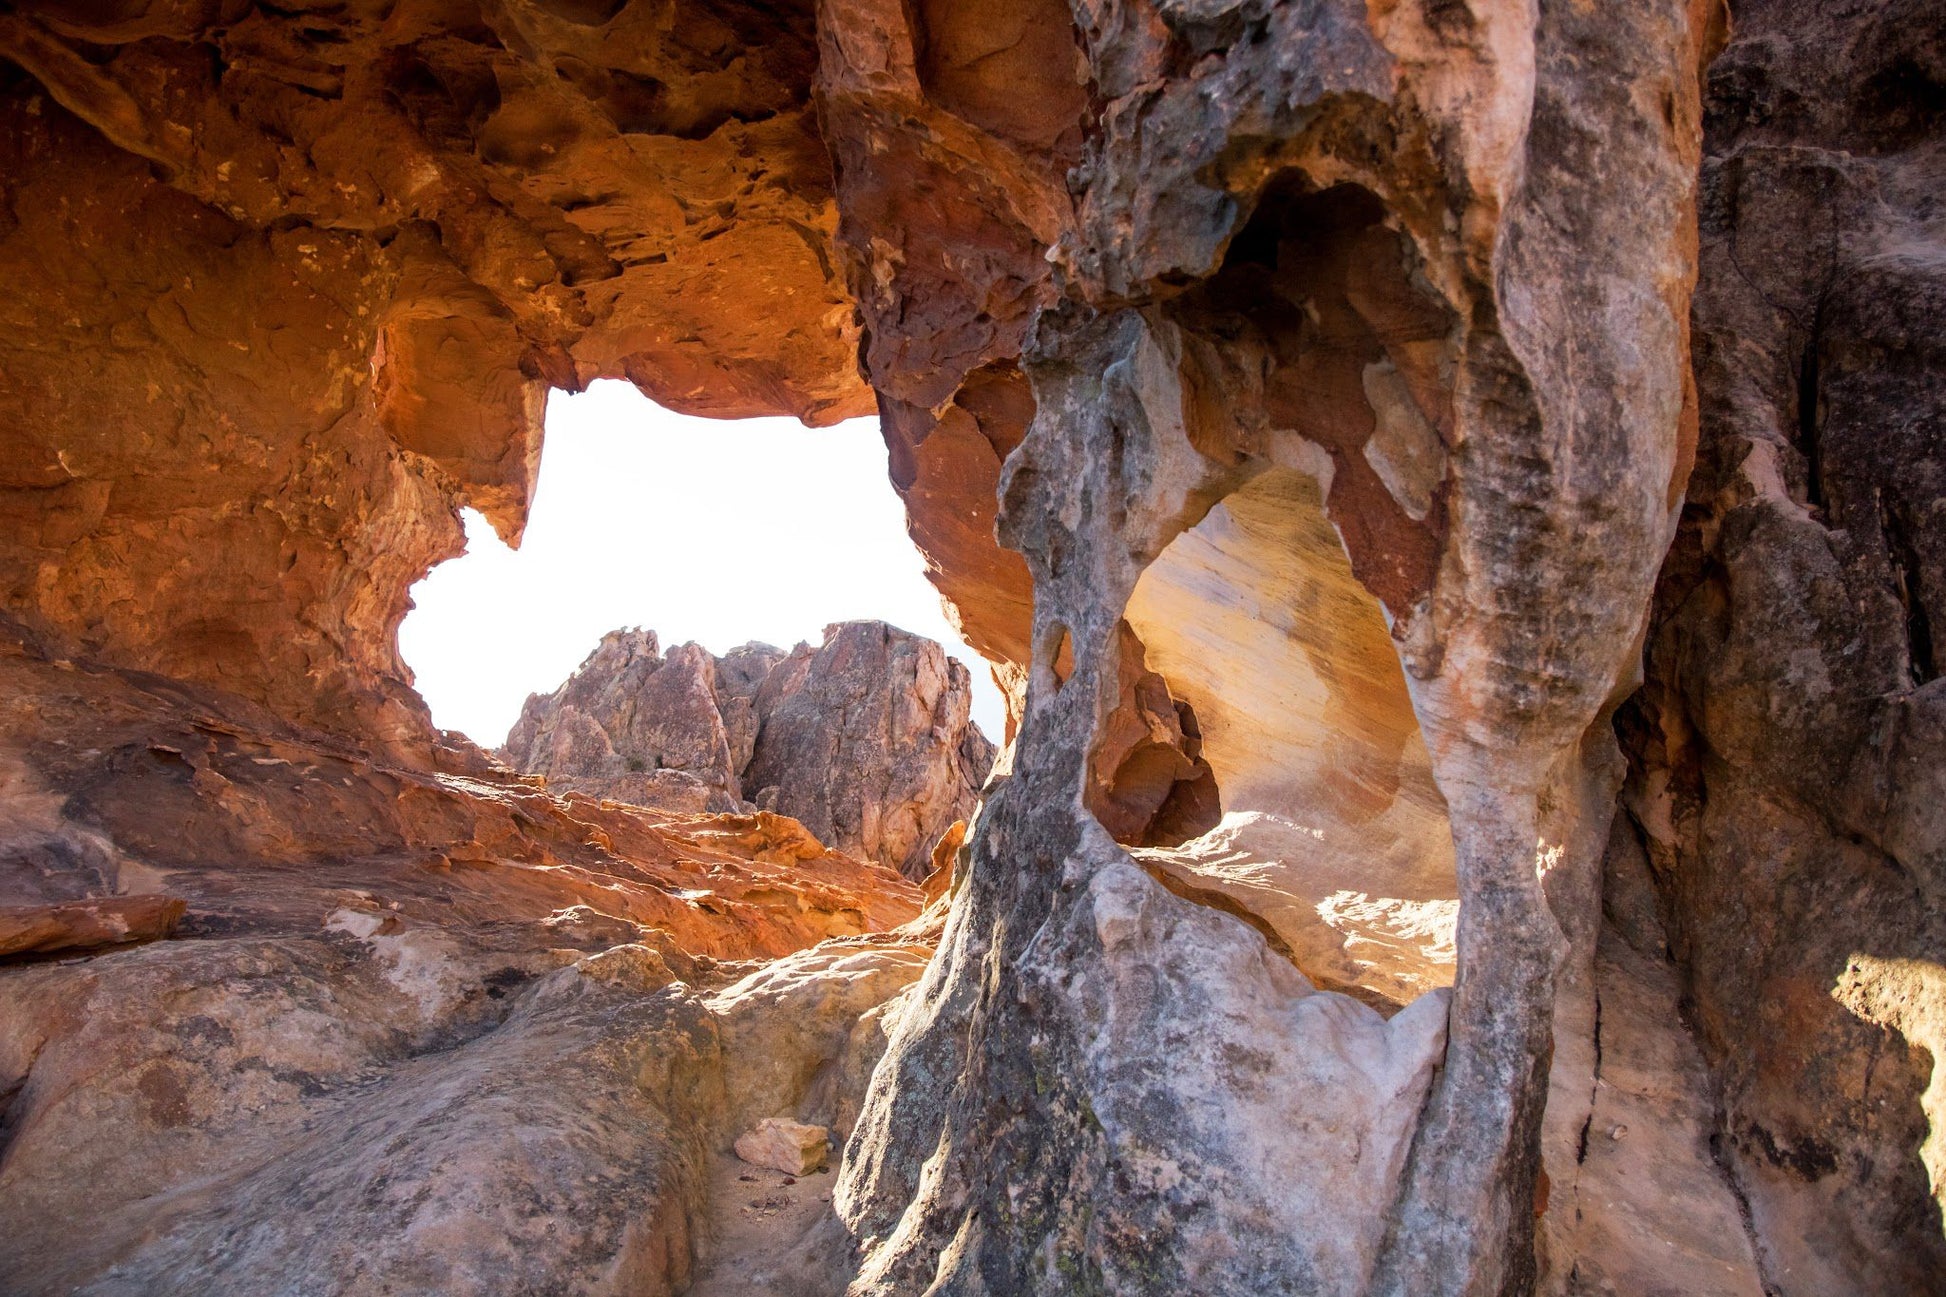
4;0;1945;1294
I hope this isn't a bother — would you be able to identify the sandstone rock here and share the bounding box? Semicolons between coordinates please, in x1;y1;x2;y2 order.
838;0;1716;1289
735;1118;831;1177
1616;2;1946;1289
843;855;1451;1295
0;922;922;1296
708;938;933;1137
2;0;1941;1291
0;895;185;959
1083;622;1221;847
0;631;927;1294
743;622;997;880
503;629;745;812
918;819;966;909
0;0;871;750
1539;913;1766;1297
505;622;996;879
1123;470;1454;873
1136;812;1456;1013
816;0;1076;684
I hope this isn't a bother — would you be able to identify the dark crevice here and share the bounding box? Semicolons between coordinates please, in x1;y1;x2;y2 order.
1592;976;1605;1077
1708;1124;1782;1297
1882;498;1938;685
1796;296;1827;513
1576;973;1603;1166
0;1073;27;1166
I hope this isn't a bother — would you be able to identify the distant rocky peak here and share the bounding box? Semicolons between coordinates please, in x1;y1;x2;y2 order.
502;621;995;879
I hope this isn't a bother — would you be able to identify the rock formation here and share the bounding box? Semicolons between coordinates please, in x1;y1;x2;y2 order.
503;622;996;878
834;0;1722;1290
1615;2;1946;1289
1;0;1942;1293
0;616;928;1293
0;0;869;749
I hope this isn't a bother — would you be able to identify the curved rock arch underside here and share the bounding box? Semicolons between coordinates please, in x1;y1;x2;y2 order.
2;0;1942;1293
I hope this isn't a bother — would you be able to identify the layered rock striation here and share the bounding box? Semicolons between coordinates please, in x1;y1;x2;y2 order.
503;622;996;878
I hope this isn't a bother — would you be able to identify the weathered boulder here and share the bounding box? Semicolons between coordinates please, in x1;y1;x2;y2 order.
504;622;996;878
735;1119;831;1176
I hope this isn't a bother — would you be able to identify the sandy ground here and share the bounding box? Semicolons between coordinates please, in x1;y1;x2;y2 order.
685;1152;849;1296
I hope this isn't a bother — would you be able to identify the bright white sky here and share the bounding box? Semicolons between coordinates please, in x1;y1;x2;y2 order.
399;381;1006;747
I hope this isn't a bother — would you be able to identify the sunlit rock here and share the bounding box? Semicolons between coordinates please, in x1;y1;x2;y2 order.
736;1119;832;1176
504;622;996;877
0;0;1941;1290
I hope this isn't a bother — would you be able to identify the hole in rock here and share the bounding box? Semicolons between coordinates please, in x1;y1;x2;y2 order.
400;383;1005;886
1114;467;1459;1013
1042;623;1074;689
401;381;1004;750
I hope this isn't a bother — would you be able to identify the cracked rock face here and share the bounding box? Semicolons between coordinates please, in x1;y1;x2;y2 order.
503;622;997;878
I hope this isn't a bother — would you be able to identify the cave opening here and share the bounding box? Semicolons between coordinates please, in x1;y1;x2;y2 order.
398;379;1007;749
1118;466;1458;1012
1084;174;1464;1014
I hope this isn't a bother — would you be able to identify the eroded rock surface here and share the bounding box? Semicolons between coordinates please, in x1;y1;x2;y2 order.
504;622;996;877
1137;812;1456;1013
0;623;926;1294
0;0;869;748
1617;1;1946;1290
837;0;1715;1290
2;0;1943;1291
